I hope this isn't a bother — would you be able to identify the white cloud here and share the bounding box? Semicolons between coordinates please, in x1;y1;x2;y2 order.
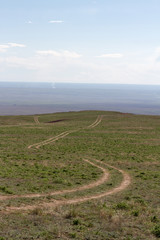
0;44;10;53
152;47;160;62
49;20;64;23
36;50;61;57
0;43;26;53
96;53;124;58
1;47;160;85
8;43;26;48
36;50;82;58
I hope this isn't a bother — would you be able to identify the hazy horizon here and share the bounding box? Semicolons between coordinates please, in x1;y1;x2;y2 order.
0;82;160;116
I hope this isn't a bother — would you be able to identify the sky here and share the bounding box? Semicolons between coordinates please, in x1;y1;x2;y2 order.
0;0;160;84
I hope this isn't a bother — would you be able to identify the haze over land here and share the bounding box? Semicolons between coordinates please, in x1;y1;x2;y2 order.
0;82;160;115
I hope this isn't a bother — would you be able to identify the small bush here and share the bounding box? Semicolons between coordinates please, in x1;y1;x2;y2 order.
132;210;139;217
125;196;131;201
151;216;159;223
69;232;76;238
0;186;13;194
31;207;43;216
115;202;129;210
152;225;160;238
65;208;77;219
73;219;80;225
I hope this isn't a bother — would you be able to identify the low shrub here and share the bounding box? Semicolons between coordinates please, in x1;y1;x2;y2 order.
152;225;160;238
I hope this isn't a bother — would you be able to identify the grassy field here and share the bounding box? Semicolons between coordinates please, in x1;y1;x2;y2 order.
0;111;159;239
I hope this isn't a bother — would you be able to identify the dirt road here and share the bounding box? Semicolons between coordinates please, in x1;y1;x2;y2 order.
0;115;131;213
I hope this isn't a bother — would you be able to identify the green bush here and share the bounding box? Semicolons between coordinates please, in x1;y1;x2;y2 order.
151;216;159;223
115;202;129;210
152;225;160;238
132;210;139;217
73;219;81;225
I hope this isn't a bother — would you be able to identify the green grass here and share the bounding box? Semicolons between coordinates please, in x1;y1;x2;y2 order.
0;110;159;239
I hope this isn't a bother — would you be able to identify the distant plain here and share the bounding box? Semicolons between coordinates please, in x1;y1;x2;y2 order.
0;82;160;115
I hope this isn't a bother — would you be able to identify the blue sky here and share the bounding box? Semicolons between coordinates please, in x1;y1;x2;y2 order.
0;0;160;84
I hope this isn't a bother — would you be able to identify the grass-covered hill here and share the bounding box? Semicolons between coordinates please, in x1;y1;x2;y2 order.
0;111;159;239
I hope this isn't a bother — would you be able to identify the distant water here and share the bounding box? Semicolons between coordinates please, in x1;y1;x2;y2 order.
0;82;160;115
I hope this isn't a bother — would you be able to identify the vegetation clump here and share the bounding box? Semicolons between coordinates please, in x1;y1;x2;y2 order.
152;225;160;238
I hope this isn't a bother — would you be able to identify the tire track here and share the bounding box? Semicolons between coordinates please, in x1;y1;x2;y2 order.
28;116;102;149
0;159;109;201
87;115;102;129
4;158;130;213
1;116;104;202
28;131;70;149
0;115;131;213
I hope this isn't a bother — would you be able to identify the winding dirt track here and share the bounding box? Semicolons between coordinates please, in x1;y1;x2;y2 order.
4;158;130;213
0;159;109;201
28;115;102;149
0;115;131;213
87;115;103;129
28;131;71;149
